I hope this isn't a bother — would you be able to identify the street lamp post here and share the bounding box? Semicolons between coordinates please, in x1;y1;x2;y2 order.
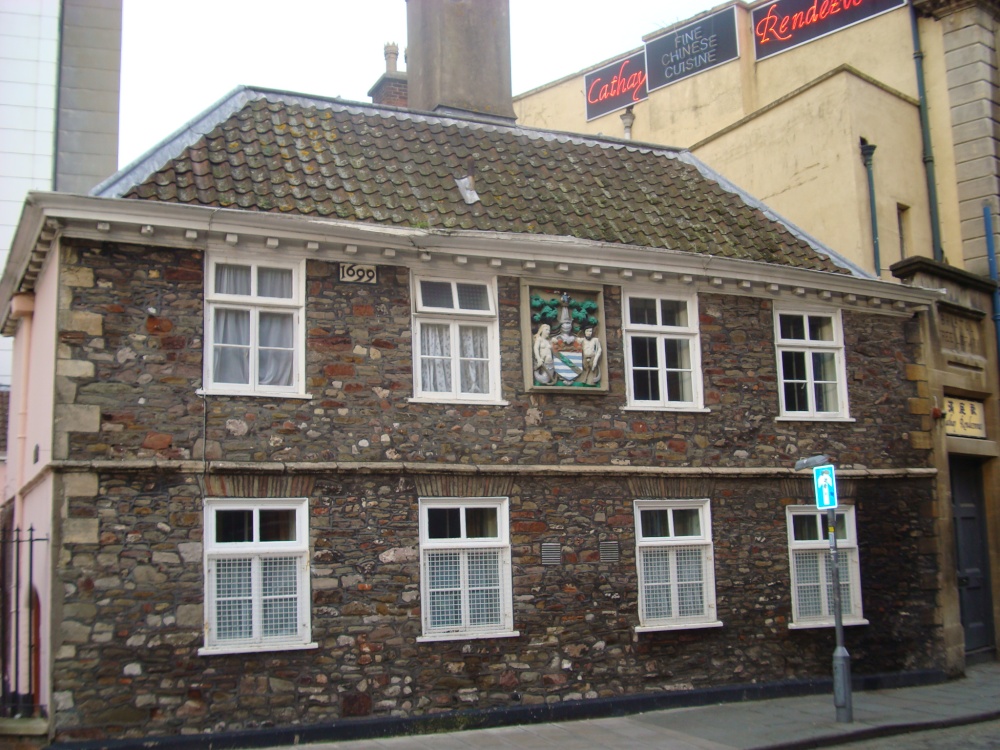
795;455;853;723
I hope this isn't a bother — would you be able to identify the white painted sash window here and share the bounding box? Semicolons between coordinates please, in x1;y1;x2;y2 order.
624;294;703;410
774;309;848;419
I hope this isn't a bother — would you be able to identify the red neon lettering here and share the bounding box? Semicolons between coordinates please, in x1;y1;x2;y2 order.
755;0;866;46
587;60;647;106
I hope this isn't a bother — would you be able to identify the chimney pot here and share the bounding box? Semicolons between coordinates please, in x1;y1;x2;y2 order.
385;43;399;74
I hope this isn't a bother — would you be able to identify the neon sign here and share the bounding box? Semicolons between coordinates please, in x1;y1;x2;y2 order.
753;0;906;60
584;52;647;121
645;7;739;92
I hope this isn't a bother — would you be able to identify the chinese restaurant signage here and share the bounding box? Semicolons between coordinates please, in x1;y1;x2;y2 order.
753;0;906;60
585;52;648;121
944;397;987;439
645;6;739;92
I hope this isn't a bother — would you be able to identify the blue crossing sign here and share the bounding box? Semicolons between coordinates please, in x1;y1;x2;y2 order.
813;465;838;509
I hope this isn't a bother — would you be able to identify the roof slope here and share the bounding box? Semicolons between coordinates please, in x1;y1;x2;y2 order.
97;87;856;274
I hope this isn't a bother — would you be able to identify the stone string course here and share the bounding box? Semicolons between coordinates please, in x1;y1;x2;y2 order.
49;240;941;740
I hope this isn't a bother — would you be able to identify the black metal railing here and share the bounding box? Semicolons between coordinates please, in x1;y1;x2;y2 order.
1;525;49;718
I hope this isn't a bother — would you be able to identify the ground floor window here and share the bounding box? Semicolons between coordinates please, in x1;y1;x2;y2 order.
200;497;314;654
786;505;866;628
633;498;721;632
418;497;517;641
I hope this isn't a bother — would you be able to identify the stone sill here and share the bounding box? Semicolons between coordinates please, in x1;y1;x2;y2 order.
620;406;711;413
635;620;723;634
197;389;314;400
407;397;510;407
775;416;856;423
198;640;318;656
0;717;48;736
417;630;519;643
788;618;869;630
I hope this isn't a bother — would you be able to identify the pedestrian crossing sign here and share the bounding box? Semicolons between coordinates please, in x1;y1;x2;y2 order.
813;465;838;509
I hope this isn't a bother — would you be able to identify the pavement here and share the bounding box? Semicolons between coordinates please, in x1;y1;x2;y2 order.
286;660;1000;750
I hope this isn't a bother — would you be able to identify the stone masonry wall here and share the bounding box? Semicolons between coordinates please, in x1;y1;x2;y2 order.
59;240;929;469
49;239;942;740
52;468;940;740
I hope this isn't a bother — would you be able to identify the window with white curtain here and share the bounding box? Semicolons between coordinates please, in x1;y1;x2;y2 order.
412;277;500;402
624;293;703;410
200;497;315;654
633;499;721;632
205;256;304;395
786;505;866;629
418;497;517;641
774;308;849;419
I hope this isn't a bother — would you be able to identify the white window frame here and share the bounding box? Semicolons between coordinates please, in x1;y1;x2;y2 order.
785;505;867;629
417;497;518;642
623;292;705;411
774;307;850;420
410;276;503;404
200;497;315;655
202;254;308;397
633;498;722;633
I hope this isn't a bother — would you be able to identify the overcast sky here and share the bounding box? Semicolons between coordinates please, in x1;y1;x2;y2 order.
118;0;726;167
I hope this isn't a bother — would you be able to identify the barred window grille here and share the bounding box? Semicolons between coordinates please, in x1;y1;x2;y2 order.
420;498;512;638
787;506;862;626
203;498;311;653
634;499;717;629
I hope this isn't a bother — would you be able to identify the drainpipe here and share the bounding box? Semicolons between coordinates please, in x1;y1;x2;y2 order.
860;139;881;277
983;204;1000;384
911;5;944;262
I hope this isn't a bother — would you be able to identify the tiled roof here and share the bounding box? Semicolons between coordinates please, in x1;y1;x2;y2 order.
104;88;857;274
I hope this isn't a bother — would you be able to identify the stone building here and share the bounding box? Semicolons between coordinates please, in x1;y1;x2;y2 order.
0;0;985;745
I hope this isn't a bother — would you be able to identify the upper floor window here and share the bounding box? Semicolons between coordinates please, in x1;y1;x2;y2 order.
204;256;306;396
633;499;721;632
200;497;315;654
774;309;848;419
418;497;517;641
624;294;703;410
786;505;866;629
412;277;501;403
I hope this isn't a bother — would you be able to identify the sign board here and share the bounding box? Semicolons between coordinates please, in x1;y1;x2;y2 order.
944;397;987;439
813;465;838;509
753;0;907;61
585;52;648;121
646;6;739;92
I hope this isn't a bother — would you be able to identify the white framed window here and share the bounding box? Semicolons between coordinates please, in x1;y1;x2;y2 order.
411;277;501;402
786;505;867;629
633;499;721;632
774;308;849;419
200;497;315;654
624;293;704;410
418;497;517;641
204;256;306;396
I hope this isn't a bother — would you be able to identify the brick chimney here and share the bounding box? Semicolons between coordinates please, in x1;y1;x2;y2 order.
406;0;515;121
368;43;409;107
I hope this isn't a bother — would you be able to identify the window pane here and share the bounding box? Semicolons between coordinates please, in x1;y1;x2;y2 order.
217;510;253;543
427;551;462;628
675;547;705;617
812;352;838;412
258;267;293;299
421;280;454;308
794;550;823;617
216;264;251;295
467;549;501;627
779;314;805;341
784;381;808;412
260;509;296;542
641;547;672;620
781;350;807;381
834;513;847;540
640;509;671;538
629;297;657;326
428;507;462;539
792;514;819;541
808;315;834;341
262;557;299;637
465;507;498;538
420;324;452;393
672;508;701;536
631;336;658;368
215;558;253;640
456;283;489;311
660;299;688;327
663;338;690;370
259;312;293;348
259;312;295;387
665;371;693;402
214;309;250;385
458;326;489;395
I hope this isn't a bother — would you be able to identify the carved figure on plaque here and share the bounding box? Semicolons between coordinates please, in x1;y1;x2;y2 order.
529;289;602;388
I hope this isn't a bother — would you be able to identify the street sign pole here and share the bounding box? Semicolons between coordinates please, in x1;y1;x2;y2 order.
827;505;853;723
